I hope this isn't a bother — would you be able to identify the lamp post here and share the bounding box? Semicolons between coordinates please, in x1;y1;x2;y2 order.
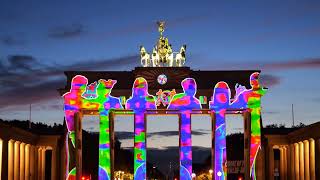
217;171;222;180
192;173;196;180
209;169;213;179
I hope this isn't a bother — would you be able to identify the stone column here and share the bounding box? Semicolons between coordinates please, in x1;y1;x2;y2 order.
19;143;25;180
75;112;82;180
1;138;8;180
299;142;304;180
211;112;216;180
29;145;35;180
315;139;320;180
8;140;14;180
37;147;41;180
51;147;57;180
25;144;30;180
34;146;38;180
0;139;2;180
309;139;315;180
280;147;284;180
268;145;274;179
303;140;310;180
290;144;295;180
243;111;251;180
284;147;288;180
41;148;46;180
14;141;20;180
255;146;265;180
294;143;300;180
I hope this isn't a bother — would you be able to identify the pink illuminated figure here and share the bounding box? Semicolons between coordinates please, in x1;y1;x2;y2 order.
63;75;88;146
63;75;88;180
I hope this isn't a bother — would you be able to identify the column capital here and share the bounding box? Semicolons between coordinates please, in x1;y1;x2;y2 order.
0;136;10;142
1;137;9;180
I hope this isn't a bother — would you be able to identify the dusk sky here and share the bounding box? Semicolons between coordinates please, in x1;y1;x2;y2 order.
1;0;320;149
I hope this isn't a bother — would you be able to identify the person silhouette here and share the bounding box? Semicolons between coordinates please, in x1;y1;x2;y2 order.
63;75;88;180
63;75;88;147
91;79;123;179
64;78;123;180
167;78;202;180
125;77;156;180
209;81;231;180
230;72;267;179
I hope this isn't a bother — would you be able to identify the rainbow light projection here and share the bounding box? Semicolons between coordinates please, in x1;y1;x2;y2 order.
167;78;202;180
209;82;230;180
125;77;157;179
209;72;267;179
84;79;123;179
63;75;88;179
63;72;265;180
230;72;267;179
63;76;123;180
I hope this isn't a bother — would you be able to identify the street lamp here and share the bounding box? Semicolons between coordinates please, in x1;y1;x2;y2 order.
217;171;222;180
209;169;213;175
192;173;196;179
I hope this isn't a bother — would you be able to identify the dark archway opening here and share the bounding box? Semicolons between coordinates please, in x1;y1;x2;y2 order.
45;150;52;179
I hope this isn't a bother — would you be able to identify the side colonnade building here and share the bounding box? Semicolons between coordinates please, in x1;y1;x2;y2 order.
0;121;67;180
262;121;320;180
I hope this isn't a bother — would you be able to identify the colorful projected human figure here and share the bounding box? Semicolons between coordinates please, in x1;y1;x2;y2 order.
64;77;123;180
93;79;123;179
230;72;267;179
63;75;88;179
209;82;231;180
167;78;202;180
125;77;157;180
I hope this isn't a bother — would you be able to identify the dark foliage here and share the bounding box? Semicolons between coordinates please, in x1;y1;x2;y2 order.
0;119;64;135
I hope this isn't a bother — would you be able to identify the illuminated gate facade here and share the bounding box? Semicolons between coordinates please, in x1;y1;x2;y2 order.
59;22;267;180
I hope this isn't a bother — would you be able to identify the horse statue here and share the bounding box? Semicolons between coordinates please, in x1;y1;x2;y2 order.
140;46;150;67
152;47;160;67
166;44;174;67
175;45;186;67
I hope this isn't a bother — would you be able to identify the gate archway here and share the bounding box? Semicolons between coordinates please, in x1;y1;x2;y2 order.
61;72;266;180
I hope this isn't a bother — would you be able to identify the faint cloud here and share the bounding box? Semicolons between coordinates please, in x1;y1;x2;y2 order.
200;57;320;71
1;36;26;46
192;128;211;132
259;74;281;87
261;58;320;70
262;111;280;114
0;54;139;109
95;14;210;41
166;14;211;28
7;55;38;71
248;26;320;43
111;130;209;141
37;104;63;111
48;24;86;39
311;97;320;103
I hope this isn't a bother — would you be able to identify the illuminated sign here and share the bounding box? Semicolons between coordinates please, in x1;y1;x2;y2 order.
119;96;126;105
157;74;168;85
199;96;207;104
156;89;176;107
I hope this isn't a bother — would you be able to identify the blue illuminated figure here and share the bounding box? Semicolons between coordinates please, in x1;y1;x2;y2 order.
168;78;202;180
125;77;157;180
209;82;231;180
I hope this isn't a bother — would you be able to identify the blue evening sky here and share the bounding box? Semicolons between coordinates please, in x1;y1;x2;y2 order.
1;1;320;146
